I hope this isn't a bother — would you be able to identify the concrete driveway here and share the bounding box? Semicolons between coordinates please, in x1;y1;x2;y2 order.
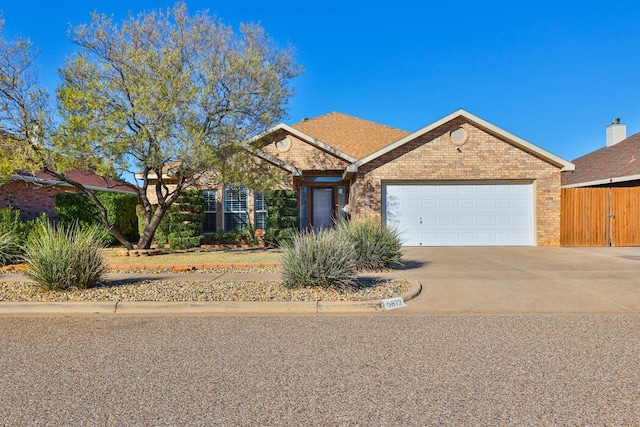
395;246;640;314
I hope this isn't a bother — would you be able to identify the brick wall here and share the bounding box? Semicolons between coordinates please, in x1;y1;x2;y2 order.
261;135;350;171
354;119;563;246
143;166;295;234
0;180;69;221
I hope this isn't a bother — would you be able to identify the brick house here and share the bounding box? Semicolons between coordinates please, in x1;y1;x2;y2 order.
560;118;640;246
0;169;136;221
145;109;574;246
562;118;640;188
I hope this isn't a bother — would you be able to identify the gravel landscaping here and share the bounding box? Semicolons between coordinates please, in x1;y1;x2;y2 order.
0;268;410;302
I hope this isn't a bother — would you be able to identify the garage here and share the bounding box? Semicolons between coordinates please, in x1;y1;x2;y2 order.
383;182;534;246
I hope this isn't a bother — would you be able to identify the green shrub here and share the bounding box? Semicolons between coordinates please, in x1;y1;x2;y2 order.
23;219;107;291
56;192;139;245
168;235;203;250
167;190;204;250
0;231;20;267
97;192;140;243
0;206;31;244
335;218;403;270
265;190;299;246
0;207;44;265
281;229;357;290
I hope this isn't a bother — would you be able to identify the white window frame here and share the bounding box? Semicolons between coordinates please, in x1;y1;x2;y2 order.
202;190;217;234
254;191;267;232
223;186;249;232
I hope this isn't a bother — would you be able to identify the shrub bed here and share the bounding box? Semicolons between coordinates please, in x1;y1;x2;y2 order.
335;218;403;270
281;229;357;290
23;220;107;291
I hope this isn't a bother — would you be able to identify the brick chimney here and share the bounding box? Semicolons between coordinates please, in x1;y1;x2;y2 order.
606;117;626;147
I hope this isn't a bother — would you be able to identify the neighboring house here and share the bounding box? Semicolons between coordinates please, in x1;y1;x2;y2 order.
560;118;640;246
562;118;640;188
146;109;574;247
0;169;137;221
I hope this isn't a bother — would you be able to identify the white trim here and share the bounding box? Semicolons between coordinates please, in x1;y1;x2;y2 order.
562;173;640;188
240;142;302;176
348;109;575;172
133;162;182;181
247;123;358;163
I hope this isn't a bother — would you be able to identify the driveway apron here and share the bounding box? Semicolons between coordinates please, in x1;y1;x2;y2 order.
394;246;640;314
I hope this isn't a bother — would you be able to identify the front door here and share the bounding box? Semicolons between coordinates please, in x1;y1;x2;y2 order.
312;188;334;232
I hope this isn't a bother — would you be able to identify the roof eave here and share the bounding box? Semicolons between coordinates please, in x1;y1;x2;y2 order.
241;142;302;176
9;174;136;194
562;173;640;188
248;123;358;163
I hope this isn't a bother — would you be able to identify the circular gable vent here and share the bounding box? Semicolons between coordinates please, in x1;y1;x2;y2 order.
449;127;469;145
275;137;291;152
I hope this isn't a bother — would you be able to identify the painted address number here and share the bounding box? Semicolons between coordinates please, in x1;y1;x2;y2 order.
382;297;407;310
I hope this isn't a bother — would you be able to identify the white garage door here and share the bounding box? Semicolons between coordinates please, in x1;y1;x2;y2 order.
384;183;534;246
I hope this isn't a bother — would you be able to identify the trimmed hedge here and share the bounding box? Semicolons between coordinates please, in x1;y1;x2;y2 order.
55;191;139;245
265;190;299;246
167;190;204;250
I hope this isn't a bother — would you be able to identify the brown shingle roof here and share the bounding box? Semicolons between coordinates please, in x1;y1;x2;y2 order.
290;112;410;160
562;132;640;186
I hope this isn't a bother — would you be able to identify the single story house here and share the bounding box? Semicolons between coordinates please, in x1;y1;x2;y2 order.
149;109;574;246
560;118;640;246
562;118;640;188
0;169;136;221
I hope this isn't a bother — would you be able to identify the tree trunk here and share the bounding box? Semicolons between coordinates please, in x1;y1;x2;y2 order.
137;202;170;249
82;186;135;250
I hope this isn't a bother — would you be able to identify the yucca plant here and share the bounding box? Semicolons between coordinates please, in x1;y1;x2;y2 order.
23;219;107;291
0;231;20;267
335;218;403;270
281;229;357;290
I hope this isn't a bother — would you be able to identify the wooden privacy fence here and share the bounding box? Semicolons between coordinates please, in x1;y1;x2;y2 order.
561;187;640;246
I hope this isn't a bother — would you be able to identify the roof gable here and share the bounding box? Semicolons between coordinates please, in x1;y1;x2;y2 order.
347;109;575;173
248;122;357;164
562;132;640;187
290;112;410;159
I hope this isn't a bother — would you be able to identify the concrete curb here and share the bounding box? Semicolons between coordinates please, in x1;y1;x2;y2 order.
0;302;117;314
0;280;422;316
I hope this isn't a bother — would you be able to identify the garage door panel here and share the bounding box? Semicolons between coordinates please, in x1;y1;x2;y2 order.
458;199;474;209
422;200;437;209
513;216;530;226
495;216;511;226
458;216;474;226
477;233;495;244
385;183;534;246
441;199;455;209
477;199;493;209
495;199;511;209
477;216;493;226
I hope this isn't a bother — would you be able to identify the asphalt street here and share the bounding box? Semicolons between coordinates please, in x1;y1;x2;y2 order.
1;314;638;426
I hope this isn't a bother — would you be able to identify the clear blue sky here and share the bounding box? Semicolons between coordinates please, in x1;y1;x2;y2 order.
2;1;640;161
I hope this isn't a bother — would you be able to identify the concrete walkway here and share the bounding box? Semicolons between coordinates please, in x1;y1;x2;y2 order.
2;246;640;315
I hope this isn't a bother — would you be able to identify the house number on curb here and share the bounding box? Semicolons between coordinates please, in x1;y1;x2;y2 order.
381;297;407;310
